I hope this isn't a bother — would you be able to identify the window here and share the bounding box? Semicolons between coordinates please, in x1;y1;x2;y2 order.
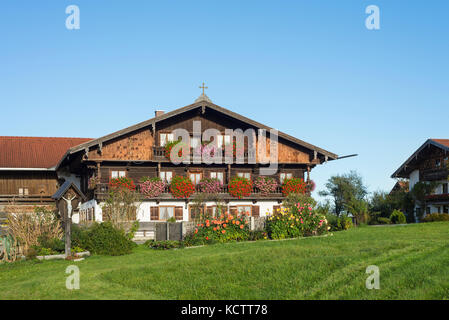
217;134;231;148
19;188;29;196
210;172;224;183
443;183;448;194
190;136;200;149
280;173;293;184
160;133;174;146
160;171;173;183
159;207;175;220
111;170;126;179
190;172;202;185
444;206;449;214
436;159;441;168
237;172;251;180
237;206;252;215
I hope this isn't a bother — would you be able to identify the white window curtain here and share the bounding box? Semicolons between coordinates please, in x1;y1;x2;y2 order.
160;207;174;220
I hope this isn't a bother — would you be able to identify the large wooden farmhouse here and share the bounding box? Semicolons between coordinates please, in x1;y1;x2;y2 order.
1;93;338;224
392;139;449;217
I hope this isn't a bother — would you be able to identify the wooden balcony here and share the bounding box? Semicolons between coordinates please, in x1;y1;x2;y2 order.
95;183;284;202
152;146;257;162
0;194;55;204
421;168;449;181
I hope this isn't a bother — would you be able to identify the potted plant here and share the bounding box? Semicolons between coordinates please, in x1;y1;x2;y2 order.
281;178;307;196
254;176;278;196
139;177;166;198
228;176;252;199
170;176;195;199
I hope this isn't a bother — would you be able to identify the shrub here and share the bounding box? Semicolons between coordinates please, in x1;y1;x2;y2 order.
377;217;391;225
25;247;38;260
228;176;252;199
37;235;65;253
421;213;449;223
390;209;406;224
6;206;63;253
338;215;353;230
281;178;307;196
185;211;250;245
71;224;89;249
82;222;135;256
139;177;166;198
254;176;278;196
266;201;329;239
198;178;222;194
247;230;268;241
170;176;196;198
145;240;184;250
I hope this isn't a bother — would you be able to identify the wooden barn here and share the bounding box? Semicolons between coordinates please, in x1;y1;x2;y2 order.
0;136;91;212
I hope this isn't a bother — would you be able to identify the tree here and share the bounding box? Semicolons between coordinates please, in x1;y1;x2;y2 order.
345;198;369;224
410;181;439;220
319;171;368;216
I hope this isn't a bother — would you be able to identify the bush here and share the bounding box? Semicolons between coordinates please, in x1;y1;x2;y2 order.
326;214;353;231
37;235;65;253
185;211;250;245
390;210;406;224
266;201;329;239
145;240;184;250
247;230;268;241
71;224;89;249
377;217;391;225
338;215;353;230
82;222;135;256
421;213;449;223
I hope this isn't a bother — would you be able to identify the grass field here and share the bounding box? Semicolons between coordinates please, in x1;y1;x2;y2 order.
1;222;449;300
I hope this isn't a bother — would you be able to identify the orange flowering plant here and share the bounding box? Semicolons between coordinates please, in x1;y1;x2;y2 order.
185;211;251;244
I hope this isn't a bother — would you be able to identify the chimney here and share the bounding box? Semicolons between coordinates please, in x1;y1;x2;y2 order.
155;110;165;117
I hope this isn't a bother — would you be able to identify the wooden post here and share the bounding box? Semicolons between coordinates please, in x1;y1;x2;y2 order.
65;217;71;258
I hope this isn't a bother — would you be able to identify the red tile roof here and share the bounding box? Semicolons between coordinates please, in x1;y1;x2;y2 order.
432;139;449;148
0;136;92;169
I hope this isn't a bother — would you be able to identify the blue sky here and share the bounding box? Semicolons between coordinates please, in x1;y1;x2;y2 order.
1;1;448;201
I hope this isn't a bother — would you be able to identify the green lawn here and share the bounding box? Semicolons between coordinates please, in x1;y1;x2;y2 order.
1;222;449;300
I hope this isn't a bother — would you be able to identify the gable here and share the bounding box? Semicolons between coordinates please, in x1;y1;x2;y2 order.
57;101;338;167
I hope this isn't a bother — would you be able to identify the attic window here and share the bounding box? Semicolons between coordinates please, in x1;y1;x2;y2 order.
160;133;174;147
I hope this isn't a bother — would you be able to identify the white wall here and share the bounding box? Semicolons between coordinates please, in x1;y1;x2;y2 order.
76;200;280;223
409;170;420;191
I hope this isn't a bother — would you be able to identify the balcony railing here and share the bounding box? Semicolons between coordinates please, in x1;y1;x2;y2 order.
95;182;284;201
152;146;257;162
421;168;449;181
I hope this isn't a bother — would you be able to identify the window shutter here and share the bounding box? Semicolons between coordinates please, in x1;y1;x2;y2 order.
230;206;237;216
252;205;260;217
206;207;214;217
150;207;159;220
175;207;183;221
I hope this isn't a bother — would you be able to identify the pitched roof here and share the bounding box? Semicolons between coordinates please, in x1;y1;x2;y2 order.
391;139;449;178
0;136;92;169
57;100;338;168
52;180;86;201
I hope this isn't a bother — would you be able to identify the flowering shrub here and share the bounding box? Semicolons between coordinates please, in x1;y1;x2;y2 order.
170;175;195;198
254;176;278;196
266;201;329;239
198;178;222;194
281;178;307;196
109;177;136;191
228;176;252;199
185;211;250;245
139;177;166;198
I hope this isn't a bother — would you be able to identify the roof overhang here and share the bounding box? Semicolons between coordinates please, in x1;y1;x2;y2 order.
56;101;339;169
0;167;55;171
391;139;449;178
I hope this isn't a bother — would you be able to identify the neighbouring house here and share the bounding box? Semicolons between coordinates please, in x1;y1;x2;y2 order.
53;93;339;224
0;136;92;213
392;139;449;218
